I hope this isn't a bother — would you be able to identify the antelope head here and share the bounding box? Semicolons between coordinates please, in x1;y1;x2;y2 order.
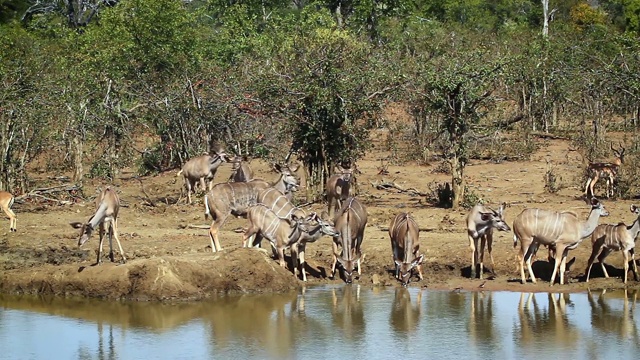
274;163;299;192
335;249;361;284
611;142;626;164
480;202;511;232
303;212;340;237
590;197;609;216
395;255;424;286
69;221;94;247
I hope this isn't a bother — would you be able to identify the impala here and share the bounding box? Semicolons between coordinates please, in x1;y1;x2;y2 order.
70;187;126;265
0;191;17;232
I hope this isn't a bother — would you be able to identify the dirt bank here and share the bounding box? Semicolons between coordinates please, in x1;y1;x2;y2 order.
1;136;639;300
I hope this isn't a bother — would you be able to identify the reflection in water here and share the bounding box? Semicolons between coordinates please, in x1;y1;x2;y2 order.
2;288;640;359
390;287;422;334
587;289;639;344
331;285;365;341
469;291;495;346
516;292;579;351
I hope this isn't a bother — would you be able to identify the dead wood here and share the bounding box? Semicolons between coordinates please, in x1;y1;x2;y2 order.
370;179;428;197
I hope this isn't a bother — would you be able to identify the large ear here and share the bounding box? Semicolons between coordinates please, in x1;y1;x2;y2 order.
289;162;300;173
632;205;639;214
590;197;600;206
412;254;425;266
480;213;493;222
69;222;84;229
498;202;506;216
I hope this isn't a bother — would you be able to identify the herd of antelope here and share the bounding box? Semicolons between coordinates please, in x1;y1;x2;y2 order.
0;142;637;286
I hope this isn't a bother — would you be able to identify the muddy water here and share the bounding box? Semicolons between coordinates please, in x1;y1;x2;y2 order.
0;286;639;359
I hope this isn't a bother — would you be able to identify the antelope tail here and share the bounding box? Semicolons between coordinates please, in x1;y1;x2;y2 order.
513;234;518;249
204;194;210;220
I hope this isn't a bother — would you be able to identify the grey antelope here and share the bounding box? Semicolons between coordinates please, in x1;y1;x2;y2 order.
389;212;424;285
326;163;357;218
178;150;229;204
203;163;299;252
228;155;254;183
69;187;126;265
584;142;625;199
292;212;340;281
466;203;510;279
332;196;368;283
0;191;17;232
513;198;609;285
585;204;640;283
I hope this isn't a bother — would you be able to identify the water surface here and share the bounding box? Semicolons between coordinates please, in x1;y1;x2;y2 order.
1;287;638;359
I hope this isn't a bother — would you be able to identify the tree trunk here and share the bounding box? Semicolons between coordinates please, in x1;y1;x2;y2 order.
72;135;84;182
542;0;550;39
450;154;465;209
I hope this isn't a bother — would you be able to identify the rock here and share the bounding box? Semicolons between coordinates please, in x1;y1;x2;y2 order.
372;273;381;285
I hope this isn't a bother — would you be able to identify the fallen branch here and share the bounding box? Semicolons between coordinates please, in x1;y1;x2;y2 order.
186;224;211;229
378;226;437;232
21;193;73;205
370;179;428;197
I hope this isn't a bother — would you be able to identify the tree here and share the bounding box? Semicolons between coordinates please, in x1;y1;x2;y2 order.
408;44;507;209
254;23;389;200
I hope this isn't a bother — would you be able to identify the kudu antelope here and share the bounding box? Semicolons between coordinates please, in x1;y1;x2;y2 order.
0;191;17;232
228;155;254;183
584;142;625;199
178;151;229;204
585;204;640;283
466;203;510;279
291;212;340;282
203;163;299;252
242;204;306;270
513;198;609;285
389;213;424;285
326;164;356;218
69;187;126;265
331;197;368;283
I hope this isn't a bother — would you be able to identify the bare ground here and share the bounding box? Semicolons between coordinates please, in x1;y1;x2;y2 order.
1;131;639;301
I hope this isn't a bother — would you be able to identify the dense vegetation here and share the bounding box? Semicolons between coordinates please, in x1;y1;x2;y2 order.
1;0;640;207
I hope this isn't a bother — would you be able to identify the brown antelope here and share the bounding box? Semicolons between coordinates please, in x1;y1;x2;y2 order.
389;212;424;285
69;187;126;265
257;187;306;221
203;163;299;252
331;196;368;283
228;155;254;183
584;142;625;199
178;151;229;204
513;198;609;285
242;204;305;270
290;212;340;282
326;163;356;218
466;203;510;279
0;191;17;232
585;204;640;283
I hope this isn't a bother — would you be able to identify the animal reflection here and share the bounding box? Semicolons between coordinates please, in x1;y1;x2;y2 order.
76;322;116;360
587;289;639;344
204;292;310;358
390;288;422;334
331;285;365;340
469;292;495;345
516;292;579;349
